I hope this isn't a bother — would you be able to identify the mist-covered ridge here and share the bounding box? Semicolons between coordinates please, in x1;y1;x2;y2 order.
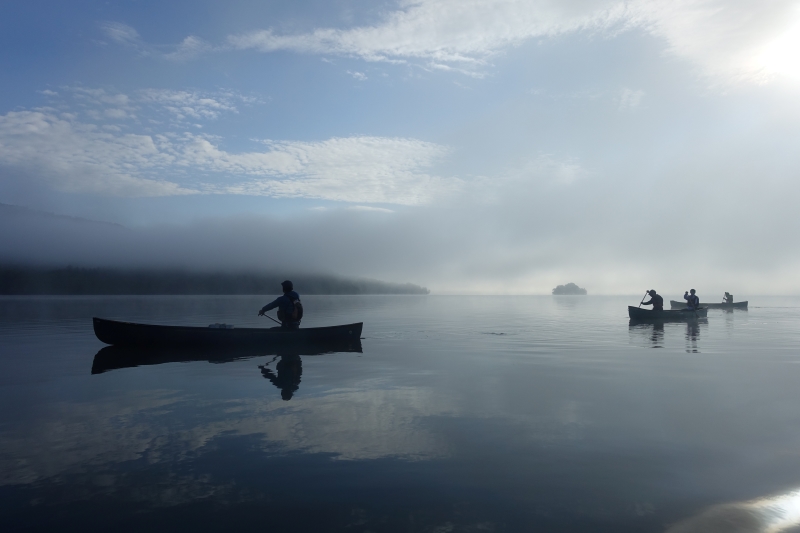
0;266;429;295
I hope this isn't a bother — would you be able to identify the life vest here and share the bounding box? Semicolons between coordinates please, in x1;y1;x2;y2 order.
687;294;699;308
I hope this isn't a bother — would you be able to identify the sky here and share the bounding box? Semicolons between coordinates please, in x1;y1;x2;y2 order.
1;0;800;294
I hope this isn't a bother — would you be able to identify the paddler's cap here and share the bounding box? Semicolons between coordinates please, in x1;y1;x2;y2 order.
690;289;696;294
281;280;294;291
648;289;656;295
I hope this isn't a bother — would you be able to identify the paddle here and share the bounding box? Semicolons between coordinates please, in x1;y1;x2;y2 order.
261;314;282;325
638;290;649;308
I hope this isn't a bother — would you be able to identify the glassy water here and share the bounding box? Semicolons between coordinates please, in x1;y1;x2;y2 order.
2;295;800;532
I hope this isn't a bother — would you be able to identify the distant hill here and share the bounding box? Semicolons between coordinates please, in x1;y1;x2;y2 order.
552;283;587;295
0;266;429;295
0;203;429;295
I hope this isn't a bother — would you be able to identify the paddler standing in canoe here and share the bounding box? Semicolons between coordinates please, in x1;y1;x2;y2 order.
642;290;664;311
258;280;304;329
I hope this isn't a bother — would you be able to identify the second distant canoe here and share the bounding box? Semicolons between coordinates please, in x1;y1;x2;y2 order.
669;300;748;309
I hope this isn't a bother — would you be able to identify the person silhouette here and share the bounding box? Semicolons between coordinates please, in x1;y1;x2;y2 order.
642;290;664;311
684;289;700;310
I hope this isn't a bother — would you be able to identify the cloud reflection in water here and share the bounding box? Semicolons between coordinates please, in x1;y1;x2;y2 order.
667;488;800;533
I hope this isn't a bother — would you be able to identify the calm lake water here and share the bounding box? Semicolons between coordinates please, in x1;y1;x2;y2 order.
2;295;800;532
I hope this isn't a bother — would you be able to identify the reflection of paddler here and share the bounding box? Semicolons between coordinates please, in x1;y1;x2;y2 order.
650;321;664;347
260;355;303;400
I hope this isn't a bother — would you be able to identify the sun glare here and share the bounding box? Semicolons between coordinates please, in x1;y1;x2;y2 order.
757;20;800;81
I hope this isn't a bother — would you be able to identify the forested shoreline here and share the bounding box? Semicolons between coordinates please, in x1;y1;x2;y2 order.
0;266;429;295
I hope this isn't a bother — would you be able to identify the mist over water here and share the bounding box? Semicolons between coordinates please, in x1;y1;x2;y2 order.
4;202;800;295
2;295;800;532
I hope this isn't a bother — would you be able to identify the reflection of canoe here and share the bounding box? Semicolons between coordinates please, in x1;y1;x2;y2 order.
91;339;362;374
669;300;748;309
628;306;708;321
93;317;363;347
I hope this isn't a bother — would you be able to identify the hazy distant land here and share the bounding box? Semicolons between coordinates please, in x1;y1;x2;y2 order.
552;283;587;295
0;266;429;295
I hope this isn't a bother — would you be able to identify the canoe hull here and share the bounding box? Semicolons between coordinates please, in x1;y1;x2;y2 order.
628;306;708;322
93;317;363;347
669;300;748;309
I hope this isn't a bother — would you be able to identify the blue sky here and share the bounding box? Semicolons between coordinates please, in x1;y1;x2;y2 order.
2;0;800;293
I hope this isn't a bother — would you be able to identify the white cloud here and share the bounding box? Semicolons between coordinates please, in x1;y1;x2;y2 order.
99;21;214;61
164;35;213;61
227;0;620;63
0;109;455;204
209;136;456;204
628;0;800;84
139;89;243;120
225;0;800;84
100;21;141;46
618;87;644;110
104;108;133;119
54;87;257;125
0;111;191;197
347;70;368;80
70;87;131;107
348;205;394;213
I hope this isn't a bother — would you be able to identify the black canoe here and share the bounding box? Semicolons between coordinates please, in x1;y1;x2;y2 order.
669;300;748;309
628;306;708;321
93;317;363;347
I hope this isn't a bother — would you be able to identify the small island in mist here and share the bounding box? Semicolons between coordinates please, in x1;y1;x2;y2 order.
552;283;587;295
0;266;429;295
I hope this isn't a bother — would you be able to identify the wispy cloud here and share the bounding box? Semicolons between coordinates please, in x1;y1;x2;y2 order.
99;21;213;62
0;111;191;197
0;107;455;204
163;35;213;61
618;87;644;110
139;89;253;120
347;70;367;81
54;86;258;125
348;206;394;213
100;21;142;47
221;0;800;84
206;136;456;204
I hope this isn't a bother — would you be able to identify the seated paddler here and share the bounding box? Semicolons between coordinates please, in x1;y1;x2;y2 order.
724;292;733;304
684;289;700;310
642;290;664;311
258;280;304;329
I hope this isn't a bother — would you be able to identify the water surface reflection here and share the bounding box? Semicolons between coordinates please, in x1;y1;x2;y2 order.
628;319;708;351
4;295;800;532
260;355;302;400
92;339;360;373
667;487;800;533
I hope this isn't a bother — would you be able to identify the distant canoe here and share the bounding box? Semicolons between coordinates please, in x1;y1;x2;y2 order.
669;300;748;309
628;306;708;321
93;317;363;348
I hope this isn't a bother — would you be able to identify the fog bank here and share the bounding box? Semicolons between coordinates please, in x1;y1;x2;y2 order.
3;199;799;295
0;266;428;295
